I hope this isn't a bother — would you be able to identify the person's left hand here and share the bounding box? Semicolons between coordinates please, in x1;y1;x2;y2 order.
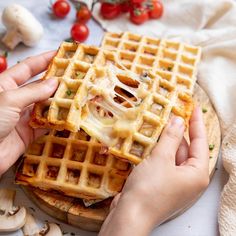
0;51;58;176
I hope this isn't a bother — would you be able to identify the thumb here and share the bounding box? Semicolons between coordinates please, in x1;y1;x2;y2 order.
4;78;58;109
150;116;185;163
110;193;121;211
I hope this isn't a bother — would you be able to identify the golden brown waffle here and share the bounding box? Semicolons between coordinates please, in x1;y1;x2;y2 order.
29;39;197;164
101;31;201;117
16;130;132;200
30;40;195;132
78;67;180;164
30;42;117;132
30;42;132;131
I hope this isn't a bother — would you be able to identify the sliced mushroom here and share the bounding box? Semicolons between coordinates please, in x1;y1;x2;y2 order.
0;189;26;232
22;212;62;236
1;4;44;50
40;223;62;236
22;213;39;235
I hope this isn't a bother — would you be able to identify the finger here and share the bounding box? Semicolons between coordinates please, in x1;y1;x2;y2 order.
34;129;50;140
186;107;209;168
151;116;185;162
16;106;49;147
176;137;189;165
110;193;121;211
0;51;56;88
1;78;58;110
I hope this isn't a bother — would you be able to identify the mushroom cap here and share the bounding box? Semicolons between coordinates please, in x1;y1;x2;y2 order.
2;4;44;46
0;207;27;232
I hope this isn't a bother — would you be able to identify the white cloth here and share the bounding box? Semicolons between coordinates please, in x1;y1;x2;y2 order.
92;0;236;235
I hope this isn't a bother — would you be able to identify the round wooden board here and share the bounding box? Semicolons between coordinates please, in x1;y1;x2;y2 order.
23;84;221;232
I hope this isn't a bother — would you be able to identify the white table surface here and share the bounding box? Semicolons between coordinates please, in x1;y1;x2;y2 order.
0;1;228;235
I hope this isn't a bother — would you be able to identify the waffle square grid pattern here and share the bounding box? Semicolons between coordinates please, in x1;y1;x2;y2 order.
29;43;178;164
30;36;201;164
16;130;132;200
30;43;116;132
18;32;202;202
101;32;202;118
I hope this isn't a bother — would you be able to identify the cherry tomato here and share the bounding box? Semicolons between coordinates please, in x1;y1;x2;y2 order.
71;23;89;42
130;0;145;7
100;2;121;19
130;0;145;4
76;5;91;23
0;55;7;73
121;0;130;13
52;0;70;18
148;1;163;19
130;7;149;25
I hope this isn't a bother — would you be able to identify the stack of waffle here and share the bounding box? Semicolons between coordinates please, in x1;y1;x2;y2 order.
16;32;201;205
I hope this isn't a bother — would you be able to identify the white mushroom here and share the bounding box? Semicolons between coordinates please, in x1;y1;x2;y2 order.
40;223;62;236
22;212;62;236
0;189;27;232
1;4;44;50
22;213;39;235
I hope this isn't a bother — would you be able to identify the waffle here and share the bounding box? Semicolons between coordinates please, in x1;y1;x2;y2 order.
30;42;135;132
101;31;201;116
29;39;198;164
15;129;132;200
79;66;181;163
30;41;195;132
30;42;110;132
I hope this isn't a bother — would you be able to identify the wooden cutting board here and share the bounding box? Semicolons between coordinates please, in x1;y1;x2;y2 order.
23;83;221;232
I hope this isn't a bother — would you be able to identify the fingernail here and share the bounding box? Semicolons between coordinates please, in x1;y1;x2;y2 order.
44;77;59;88
170;116;184;127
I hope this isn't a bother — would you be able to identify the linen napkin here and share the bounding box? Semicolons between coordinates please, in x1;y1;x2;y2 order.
91;0;236;235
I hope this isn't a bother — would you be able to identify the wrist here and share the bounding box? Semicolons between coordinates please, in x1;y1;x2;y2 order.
118;192;158;229
100;192;156;236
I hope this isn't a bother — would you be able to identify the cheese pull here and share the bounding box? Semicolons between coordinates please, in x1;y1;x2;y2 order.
113;120;136;138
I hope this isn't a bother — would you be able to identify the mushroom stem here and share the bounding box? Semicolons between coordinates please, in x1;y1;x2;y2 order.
2;29;22;50
22;212;63;236
0;188;15;212
0;189;26;232
22;213;39;235
1;4;44;50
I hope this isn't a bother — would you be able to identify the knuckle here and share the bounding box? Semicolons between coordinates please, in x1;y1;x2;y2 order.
150;147;173;162
162;149;175;159
200;175;210;189
195;172;209;190
165;128;181;141
0;91;12;104
0;159;7;177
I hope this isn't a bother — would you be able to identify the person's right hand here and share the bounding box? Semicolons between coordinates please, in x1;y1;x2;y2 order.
99;107;209;236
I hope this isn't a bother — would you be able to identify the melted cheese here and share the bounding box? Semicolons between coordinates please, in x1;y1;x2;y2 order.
77;65;158;146
83;198;103;207
113;120;136;138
